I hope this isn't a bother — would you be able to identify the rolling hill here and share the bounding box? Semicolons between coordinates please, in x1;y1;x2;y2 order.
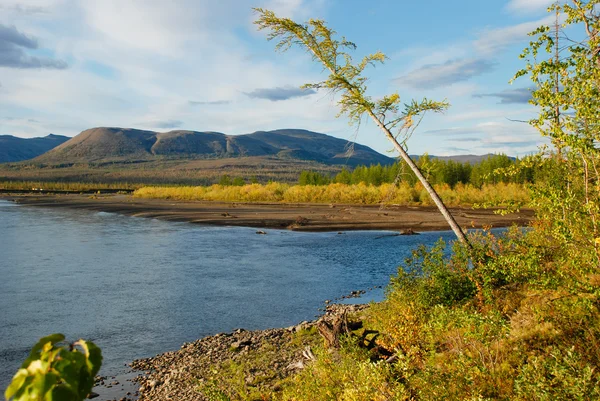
35;127;395;167
0;134;69;163
0;127;511;186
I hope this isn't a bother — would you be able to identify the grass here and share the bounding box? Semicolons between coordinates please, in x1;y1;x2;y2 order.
0;156;342;186
197;328;324;401
0;180;141;191
133;182;530;208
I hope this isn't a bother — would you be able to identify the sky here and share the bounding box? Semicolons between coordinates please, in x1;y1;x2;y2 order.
0;0;560;156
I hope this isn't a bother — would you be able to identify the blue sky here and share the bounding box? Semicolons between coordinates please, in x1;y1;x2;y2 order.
0;0;558;156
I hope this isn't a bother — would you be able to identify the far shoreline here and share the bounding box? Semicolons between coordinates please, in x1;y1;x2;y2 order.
1;193;535;232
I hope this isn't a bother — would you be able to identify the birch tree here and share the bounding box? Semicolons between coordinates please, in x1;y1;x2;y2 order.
513;0;600;263
254;9;469;244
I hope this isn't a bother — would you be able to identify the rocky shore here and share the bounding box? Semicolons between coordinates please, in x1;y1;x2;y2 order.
128;304;368;401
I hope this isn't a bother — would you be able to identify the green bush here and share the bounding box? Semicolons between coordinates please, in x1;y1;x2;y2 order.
5;334;102;401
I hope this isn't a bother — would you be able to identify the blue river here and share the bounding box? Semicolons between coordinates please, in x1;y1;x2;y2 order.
0;199;457;391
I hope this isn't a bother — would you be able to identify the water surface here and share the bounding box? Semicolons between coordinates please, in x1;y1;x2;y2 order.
0;200;456;390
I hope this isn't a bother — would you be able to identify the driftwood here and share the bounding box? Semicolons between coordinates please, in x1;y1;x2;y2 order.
317;311;351;348
317;311;394;362
287;346;317;371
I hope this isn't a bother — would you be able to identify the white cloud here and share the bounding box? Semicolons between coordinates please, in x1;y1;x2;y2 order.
506;0;555;14
474;15;554;54
260;0;304;18
0;0;340;138
397;58;495;89
79;1;236;56
446;107;532;123
423;119;545;156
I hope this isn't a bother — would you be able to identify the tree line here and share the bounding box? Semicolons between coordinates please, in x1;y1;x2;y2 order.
298;153;540;187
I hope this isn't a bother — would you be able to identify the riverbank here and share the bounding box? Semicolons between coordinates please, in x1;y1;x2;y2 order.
2;193;534;232
129;304;367;401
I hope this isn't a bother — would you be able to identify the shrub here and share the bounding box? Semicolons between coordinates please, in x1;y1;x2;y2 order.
5;334;102;401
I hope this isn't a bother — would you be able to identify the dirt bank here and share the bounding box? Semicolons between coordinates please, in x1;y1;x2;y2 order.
2;193;534;232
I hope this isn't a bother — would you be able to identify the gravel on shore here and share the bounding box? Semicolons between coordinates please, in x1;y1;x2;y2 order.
130;304;368;401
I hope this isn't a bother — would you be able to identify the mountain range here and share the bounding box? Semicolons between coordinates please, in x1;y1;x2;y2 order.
0;134;69;163
1;127;503;166
26;127;395;167
0;127;507;185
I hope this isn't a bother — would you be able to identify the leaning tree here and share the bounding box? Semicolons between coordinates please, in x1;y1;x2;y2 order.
254;9;469;244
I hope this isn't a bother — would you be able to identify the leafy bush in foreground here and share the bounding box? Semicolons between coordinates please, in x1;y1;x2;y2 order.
5;334;102;401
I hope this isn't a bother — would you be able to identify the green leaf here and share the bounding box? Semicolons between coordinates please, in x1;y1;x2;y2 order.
48;385;78;401
6;335;103;401
21;334;65;369
79;340;102;377
4;369;28;400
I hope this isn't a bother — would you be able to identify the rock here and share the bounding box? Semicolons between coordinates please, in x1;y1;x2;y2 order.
87;392;99;399
231;339;252;348
256;230;267;235
128;303;370;401
400;228;420;235
287;360;305;370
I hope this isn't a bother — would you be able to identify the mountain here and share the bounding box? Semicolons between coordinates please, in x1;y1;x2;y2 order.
34;127;395;167
0;134;69;163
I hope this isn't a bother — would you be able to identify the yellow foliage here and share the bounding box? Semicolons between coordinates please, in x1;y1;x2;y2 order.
134;182;530;207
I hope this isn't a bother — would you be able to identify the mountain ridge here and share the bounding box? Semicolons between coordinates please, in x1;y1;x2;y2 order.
1;127;511;167
0;134;70;163
33;127;396;167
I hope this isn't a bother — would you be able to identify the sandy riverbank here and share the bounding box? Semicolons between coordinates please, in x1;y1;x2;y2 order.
2;193;534;232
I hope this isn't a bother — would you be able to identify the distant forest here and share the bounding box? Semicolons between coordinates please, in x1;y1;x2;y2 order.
297;154;540;187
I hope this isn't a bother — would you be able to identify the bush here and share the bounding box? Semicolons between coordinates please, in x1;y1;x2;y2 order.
5;334;102;401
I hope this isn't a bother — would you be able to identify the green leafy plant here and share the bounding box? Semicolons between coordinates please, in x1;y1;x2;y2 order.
513;0;600;272
5;334;102;401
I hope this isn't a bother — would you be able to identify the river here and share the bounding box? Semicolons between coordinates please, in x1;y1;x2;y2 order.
0;199;456;391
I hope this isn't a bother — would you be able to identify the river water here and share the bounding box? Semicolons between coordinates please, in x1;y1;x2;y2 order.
0;199;456;390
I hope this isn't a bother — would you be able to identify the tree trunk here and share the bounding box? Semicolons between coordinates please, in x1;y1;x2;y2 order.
317;311;350;348
366;110;471;245
298;27;469;245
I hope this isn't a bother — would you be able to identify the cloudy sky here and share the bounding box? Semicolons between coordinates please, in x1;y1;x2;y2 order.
0;0;558;156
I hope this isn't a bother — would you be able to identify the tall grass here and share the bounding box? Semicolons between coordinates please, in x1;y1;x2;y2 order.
134;182;530;207
0;180;141;191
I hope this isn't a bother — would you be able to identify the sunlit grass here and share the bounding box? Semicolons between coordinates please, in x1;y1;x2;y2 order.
0;180;141;191
134;182;530;207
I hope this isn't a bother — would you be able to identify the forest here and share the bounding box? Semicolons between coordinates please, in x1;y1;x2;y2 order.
298;154;534;187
